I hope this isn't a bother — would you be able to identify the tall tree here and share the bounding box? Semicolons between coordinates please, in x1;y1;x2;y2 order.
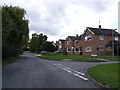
30;33;48;52
2;5;29;59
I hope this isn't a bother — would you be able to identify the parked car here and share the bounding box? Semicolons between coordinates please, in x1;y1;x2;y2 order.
40;51;49;54
54;50;63;53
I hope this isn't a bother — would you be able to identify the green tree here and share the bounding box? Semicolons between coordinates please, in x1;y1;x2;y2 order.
2;5;29;59
29;33;48;52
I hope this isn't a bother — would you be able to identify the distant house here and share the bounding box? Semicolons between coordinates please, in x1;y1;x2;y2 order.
82;25;120;55
73;35;83;55
65;36;76;54
58;39;66;52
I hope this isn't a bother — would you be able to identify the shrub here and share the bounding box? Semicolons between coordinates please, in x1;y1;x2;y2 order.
63;50;68;55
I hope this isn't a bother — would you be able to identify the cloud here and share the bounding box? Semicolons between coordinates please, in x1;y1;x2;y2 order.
1;0;118;42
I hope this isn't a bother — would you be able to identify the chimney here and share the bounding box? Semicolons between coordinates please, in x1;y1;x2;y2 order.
99;25;101;30
76;34;78;37
98;21;101;30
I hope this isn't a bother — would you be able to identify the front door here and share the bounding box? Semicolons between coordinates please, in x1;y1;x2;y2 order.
72;49;74;54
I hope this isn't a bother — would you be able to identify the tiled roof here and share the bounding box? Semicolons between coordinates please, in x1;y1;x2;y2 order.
87;27;120;36
59;39;66;43
68;36;76;41
73;34;83;40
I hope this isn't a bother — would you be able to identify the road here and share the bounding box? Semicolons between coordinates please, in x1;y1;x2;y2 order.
2;52;119;88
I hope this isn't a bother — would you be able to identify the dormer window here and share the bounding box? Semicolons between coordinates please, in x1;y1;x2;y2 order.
99;35;104;40
115;36;118;41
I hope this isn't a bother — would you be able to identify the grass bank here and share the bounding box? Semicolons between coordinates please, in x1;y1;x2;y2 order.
2;54;20;66
87;63;119;88
38;53;105;62
97;55;120;61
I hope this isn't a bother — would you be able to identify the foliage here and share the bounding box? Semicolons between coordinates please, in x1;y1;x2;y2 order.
63;49;68;55
30;33;57;52
2;5;29;59
41;41;55;52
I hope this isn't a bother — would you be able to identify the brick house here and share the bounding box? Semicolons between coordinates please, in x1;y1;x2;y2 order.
58;39;66;52
73;35;83;55
82;26;120;55
65;36;76;54
58;25;120;56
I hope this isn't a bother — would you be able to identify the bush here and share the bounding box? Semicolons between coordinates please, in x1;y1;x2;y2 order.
63;50;68;55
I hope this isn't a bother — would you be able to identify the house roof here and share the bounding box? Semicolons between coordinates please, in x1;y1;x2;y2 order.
67;36;76;41
87;27;120;36
73;34;83;40
59;39;66;43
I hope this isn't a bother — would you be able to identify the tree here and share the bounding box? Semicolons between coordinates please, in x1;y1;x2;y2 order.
41;41;55;52
29;33;48;52
2;5;29;59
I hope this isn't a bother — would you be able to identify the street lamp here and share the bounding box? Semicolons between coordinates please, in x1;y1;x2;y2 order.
112;28;117;60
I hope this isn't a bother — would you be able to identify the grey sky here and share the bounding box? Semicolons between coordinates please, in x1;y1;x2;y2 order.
1;0;119;42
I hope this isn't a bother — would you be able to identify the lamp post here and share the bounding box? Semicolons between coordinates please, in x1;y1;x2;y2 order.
112;29;117;60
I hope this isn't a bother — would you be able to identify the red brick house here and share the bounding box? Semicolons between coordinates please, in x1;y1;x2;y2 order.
72;35;83;55
58;39;66;52
58;25;120;56
65;36;76;54
82;26;120;55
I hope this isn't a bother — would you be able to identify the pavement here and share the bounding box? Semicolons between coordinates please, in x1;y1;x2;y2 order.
2;52;119;88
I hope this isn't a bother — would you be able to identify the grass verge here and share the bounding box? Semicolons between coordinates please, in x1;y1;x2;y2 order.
97;55;120;61
2;54;20;66
38;53;105;62
87;63;119;88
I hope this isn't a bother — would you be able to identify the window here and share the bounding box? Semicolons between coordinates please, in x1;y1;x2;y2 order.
99;45;104;51
74;40;78;44
74;48;78;52
85;35;92;41
59;45;62;49
67;48;70;52
67;41;71;45
99;35;104;40
115;36;118;41
59;41;61;44
85;46;92;52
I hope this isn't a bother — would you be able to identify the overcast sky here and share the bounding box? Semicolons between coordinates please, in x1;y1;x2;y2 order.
1;0;119;42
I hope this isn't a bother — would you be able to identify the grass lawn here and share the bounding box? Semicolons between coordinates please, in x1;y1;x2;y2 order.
97;55;120;61
2;55;20;66
87;63;119;88
38;53;105;62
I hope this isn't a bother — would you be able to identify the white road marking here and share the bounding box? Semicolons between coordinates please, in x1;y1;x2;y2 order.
44;60;88;81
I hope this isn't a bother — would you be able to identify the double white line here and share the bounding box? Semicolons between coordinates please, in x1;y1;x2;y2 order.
46;60;88;81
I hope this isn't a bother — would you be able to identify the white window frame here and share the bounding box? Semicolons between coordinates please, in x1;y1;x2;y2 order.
99;35;104;40
59;41;61;44
67;48;70;52
85;35;92;41
115;36;118;41
67;41;71;45
59;45;62;49
99;45;104;51
85;46;92;52
74;48;78;52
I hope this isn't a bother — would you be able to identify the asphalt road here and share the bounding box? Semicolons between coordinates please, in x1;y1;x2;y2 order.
2;52;119;88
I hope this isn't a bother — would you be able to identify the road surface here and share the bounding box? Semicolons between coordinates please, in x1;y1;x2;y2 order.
2;52;119;88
